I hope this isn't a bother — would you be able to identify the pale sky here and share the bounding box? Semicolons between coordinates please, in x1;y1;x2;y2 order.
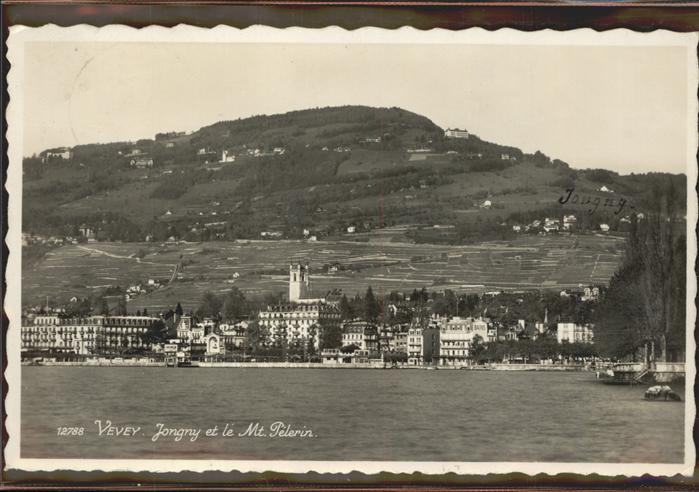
23;41;690;174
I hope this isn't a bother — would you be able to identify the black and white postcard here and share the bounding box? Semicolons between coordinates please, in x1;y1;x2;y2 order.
4;25;697;476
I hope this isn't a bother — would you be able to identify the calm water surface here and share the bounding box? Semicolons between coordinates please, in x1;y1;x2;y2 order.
21;367;684;462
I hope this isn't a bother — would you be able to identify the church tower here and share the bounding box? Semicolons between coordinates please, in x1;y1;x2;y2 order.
289;262;310;302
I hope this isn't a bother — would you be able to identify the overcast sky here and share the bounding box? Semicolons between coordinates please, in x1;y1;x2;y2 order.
23;41;690;174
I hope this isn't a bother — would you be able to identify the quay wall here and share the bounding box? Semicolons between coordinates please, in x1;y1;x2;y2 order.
197;362;385;369
488;363;588;372
24;360;685;377
652;363;686;383
30;360;165;367
25;360;591;371
611;362;686;383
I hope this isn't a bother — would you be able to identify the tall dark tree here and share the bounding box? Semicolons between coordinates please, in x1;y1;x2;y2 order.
469;334;486;361
667;235;687;361
364;286;380;322
636;184;685;361
99;297;110;316
244;321;269;354
595;180;686;362
142;319;167;346
307;324;318;357
196;291;223;319
116;296;127;316
466;294;481;315
319;324;342;350
339;294;353;320
223;287;248;321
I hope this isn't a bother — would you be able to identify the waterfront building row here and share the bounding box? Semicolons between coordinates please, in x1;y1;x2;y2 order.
403;316;491;366
402;317;593;367
21;315;159;355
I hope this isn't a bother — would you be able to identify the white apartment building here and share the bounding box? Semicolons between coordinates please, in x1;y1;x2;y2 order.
556;322;594;344
407;326;424;365
258;263;341;348
258;302;341;349
437;316;490;366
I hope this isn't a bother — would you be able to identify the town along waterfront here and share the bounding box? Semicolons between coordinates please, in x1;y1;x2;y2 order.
22;367;684;462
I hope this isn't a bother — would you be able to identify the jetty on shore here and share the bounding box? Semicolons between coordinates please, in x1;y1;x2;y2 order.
598;362;686;385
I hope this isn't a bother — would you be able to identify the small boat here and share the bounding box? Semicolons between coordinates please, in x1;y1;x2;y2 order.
644;385;681;402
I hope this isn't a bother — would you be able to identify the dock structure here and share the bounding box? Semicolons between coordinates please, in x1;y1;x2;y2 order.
603;362;685;385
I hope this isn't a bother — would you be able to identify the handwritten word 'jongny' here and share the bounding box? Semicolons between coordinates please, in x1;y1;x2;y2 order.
558;188;631;215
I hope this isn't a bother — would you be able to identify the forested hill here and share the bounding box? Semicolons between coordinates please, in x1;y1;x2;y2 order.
23;105;687;244
193;106;442;149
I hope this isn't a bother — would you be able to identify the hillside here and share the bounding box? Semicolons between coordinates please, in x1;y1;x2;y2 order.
23;235;625;308
22;105;687;245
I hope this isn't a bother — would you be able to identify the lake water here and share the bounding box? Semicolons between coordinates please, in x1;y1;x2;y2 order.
21;367;685;462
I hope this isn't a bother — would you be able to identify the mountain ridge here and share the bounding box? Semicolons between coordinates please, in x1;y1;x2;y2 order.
22;105;686;245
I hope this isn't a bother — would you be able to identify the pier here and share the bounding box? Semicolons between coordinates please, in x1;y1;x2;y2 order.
603;362;686;384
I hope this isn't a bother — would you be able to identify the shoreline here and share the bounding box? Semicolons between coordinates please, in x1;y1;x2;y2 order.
22;360;596;371
21;361;687;382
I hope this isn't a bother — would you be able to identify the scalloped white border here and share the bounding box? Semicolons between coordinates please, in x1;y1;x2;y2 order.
5;24;698;477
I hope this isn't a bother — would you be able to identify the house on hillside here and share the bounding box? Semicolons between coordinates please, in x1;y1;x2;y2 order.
196;148;217;163
219;150;236;163
563;214;577;231
543;218;560;233
130;156;154;168
78;225;95;239
582;286;600;302
361;136;382;143
599;223;610;232
41;148;73;162
444;129;470;139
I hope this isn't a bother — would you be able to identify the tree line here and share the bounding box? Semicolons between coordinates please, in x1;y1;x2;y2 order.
593;182;686;362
